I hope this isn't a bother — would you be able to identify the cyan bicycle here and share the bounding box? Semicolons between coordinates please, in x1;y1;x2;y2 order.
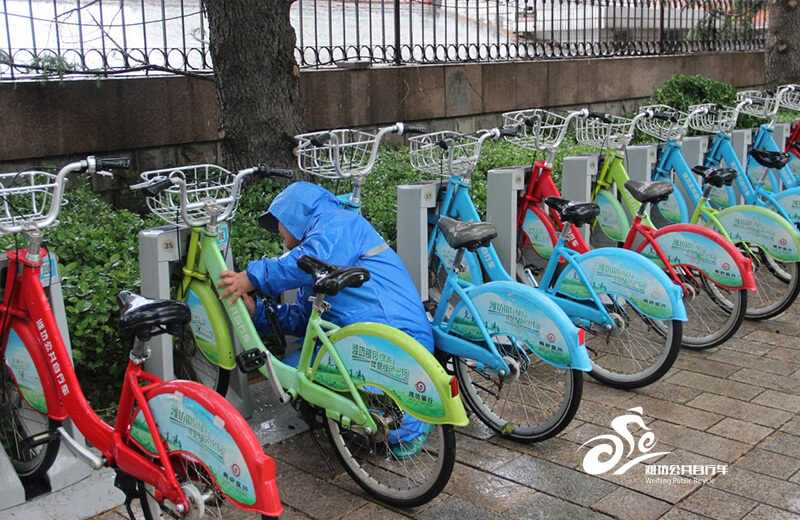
411;128;687;390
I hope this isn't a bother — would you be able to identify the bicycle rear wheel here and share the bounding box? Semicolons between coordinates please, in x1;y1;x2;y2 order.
173;324;230;396
744;247;800;320
0;366;60;481
678;267;747;350
453;334;582;443
584;296;682;389
325;392;456;508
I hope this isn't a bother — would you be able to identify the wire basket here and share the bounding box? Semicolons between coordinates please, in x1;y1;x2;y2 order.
636;105;688;142
139;165;236;226
736;90;779;118
0;170;60;231
687;104;738;134
295;129;377;179
778;85;800;111
574;114;634;150
408;131;481;177
502;109;572;151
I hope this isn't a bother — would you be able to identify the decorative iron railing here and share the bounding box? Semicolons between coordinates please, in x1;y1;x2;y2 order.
0;0;767;80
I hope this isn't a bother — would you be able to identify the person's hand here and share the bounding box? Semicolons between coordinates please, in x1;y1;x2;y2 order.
241;293;256;318
217;270;255;305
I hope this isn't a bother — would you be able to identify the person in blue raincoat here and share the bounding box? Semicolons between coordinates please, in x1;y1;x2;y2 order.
217;181;434;459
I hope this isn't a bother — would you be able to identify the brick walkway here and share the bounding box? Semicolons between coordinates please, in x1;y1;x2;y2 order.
91;308;800;520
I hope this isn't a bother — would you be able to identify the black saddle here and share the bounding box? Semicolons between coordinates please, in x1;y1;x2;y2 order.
437;217;497;252
297;255;370;296
117;291;190;340
624;180;674;205
750;149;791;169
692;166;738;188
544;197;600;227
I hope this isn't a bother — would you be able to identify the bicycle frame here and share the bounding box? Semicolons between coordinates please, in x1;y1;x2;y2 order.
1;246;281;515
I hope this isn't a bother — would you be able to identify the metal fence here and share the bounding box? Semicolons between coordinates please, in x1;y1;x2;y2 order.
0;0;767;80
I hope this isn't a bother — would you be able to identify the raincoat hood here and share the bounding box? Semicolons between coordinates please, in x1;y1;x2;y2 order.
257;181;340;241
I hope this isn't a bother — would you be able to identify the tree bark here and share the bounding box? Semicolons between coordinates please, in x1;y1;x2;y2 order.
766;0;800;87
203;0;304;170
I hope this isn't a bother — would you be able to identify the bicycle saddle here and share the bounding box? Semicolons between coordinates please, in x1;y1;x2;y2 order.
624;180;673;205
750;149;791;169
692;166;738;187
297;255;370;296
117;291;190;339
437;217;497;252
544;197;600;228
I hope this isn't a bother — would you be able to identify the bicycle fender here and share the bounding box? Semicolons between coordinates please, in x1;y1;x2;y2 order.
183;280;237;370
312;323;469;426
713;205;800;263
520;206;558;259
554;248;688;321
595;189;629;242
652;179;689;225
433;232;483;285
130;381;282;517
636;225;756;290
3;320;67;419
771;187;800;227
446;281;591;372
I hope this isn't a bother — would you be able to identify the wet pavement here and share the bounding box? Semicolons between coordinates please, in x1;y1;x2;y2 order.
17;304;800;520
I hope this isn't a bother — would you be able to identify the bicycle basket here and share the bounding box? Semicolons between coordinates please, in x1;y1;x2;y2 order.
737;90;779;118
408;131;481;177
575;114;634;150
687;104;738;134
139;165;236;226
636;105;688;142
778;85;800;111
0;170;59;230
502;109;572;151
296;129;377;179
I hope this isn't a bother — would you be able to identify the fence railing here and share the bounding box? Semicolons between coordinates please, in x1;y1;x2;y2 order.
0;0;767;80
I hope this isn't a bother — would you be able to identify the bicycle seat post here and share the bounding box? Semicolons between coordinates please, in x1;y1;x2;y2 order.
312;293;331;314
23;229;44;263
129;337;151;365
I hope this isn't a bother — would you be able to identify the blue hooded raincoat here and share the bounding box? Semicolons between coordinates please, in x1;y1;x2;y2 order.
246;182;434;443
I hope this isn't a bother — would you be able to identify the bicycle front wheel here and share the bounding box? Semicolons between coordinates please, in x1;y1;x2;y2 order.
585;297;682;389
744;247;800;320
678;267;747;350
325;393;456;508
0;366;60;480
453;335;582;443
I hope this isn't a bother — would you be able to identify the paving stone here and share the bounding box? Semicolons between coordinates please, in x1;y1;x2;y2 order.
456;417;497;440
277;506;314;520
455;433;523;472
504;492;614;520
742;505;800;520
494;455;616;506
711;468;800;513
792;470;800;484
780;416;800;437
751;390;800;413
345;503;412;520
685;393;794;428
761;432;800;459
742;330;800;350
415;496;506;520
707;418;774;445
492;434;586;469
617;395;723;431
719;338;777;357
647;421;750;462
633;382;705;405
592;487;671;520
664;371;762;401
742;319;800;337
582;380;640;407
443;462;536;513
658;509;716;520
729;368;800;395
574;399;639;429
679;487;757;520
276;465;367;520
672;354;741;378
264;431;346;481
734;449;800;480
765;347;800;366
706;349;799;376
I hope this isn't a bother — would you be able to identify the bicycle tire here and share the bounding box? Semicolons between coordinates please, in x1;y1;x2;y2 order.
453;340;583;443
0;366;60;481
745;248;800;320
677;267;748;350
173;323;231;397
584;297;682;389
324;394;456;508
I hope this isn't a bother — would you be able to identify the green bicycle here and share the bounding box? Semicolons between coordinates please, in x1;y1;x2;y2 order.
133;165;467;507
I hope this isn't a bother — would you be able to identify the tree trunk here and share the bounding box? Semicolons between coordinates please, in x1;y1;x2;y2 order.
766;0;800;87
203;0;304;170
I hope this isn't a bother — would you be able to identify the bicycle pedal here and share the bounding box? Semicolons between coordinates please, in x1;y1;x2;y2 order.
25;430;59;448
236;348;266;373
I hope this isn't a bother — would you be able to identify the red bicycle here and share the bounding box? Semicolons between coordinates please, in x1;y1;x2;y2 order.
0;157;281;519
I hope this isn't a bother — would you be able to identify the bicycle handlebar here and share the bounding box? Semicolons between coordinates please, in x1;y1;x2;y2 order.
650;112;679;123
586;111;613;124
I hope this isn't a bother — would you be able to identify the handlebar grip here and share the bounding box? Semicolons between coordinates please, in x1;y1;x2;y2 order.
96;157;131;170
500;127;518;137
138;178;174;197
652;112;678;123
587;111;613;124
403;125;427;135
751;99;765;106
255;166;294;180
310;134;331;147
438;139;454;150
523;116;538;128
